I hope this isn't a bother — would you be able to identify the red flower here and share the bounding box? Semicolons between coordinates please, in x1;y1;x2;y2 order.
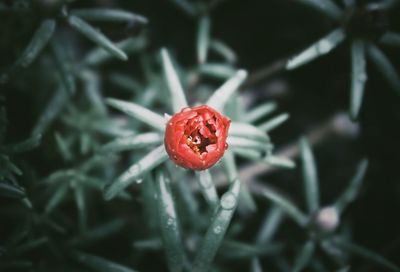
164;105;231;170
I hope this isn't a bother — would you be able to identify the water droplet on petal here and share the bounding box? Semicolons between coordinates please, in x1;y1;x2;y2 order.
224;143;229;150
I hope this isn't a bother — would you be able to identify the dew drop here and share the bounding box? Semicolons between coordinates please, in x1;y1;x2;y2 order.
181;107;191;112
221;193;236;210
224;143;229;150
213;226;222;234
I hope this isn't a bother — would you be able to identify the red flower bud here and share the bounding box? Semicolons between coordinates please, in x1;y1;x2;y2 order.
164;105;231;170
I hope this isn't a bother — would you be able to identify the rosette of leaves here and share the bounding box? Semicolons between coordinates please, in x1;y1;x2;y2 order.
285;0;400;119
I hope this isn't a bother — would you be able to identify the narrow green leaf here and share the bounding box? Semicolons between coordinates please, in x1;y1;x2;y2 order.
0;181;25;199
155;170;185;272
169;0;196;16
81;70;107;115
258;113;289;133
230;122;270;143
68;15;127;61
295;0;343;20
161;48;188;113
71;251;139;272
192;179;241;272
380;31;400;47
133;238;163;250
197;15;211;64
196;170;219;209
299;137;319;213
108;73;144;95
54;132;74;162
5;134;41;154
74;184;87;232
100;133;162;153
292;241;315;272
71;8;148;24
209;39;237;63
251;258;263;272
221;240;282;258
334;159;368;213
286;28;345;70
264;155;296;169
103;145;168;200
261;186;308;227
199;63;236;79
206;70;248;112
12;237;48;255
16;19;56;68
223;151;257;213
228;136;269;150
45;182;70;214
106;98;165;131
350;40;367;120
51;40;76;95
242;102;277;123
255;206;284;244
333;238;400;271
140;174;159;235
32;85;70;136
84;36;147;65
367;44;400;95
231;148;264;161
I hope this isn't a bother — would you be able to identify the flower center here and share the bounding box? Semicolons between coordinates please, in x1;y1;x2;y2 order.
184;116;218;156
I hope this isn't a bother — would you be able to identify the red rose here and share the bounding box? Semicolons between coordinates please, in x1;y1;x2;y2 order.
164;105;231;170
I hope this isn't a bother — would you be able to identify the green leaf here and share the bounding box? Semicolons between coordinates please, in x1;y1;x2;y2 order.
0;180;26;199
99;133;162;153
251;258;263;272
229;122;270;143
84;36;147;65
71;8;148;24
286;28;345;70
209;39;237;63
106;98;165;131
140;174;159;235
4;134;41;154
103;145;168;200
12;237;48;255
71;251;139;272
291;241;315;272
206;70;248;112
68;15;127;61
332;238;400;271
264;155;296;169
108;73;144;95
228;136;270;151
196;170;219;209
367;44;400;95
350;40;367;120
45;182;70;214
54;132;74;162
74;184;87;232
155;169;186;272
295;0;342;20
51;40;76;95
16;19;56;68
192;179;241;272
261;185;308;227
168;0;196;16
199;63;236;79
299;137;319;213
161;48;188;113
255;206;284;244
32;85;70;136
242;102;277;123
221;240;282;258
197;15;211;64
81;70;107;115
380;32;400;47
334;159;368;213
258;113;289;133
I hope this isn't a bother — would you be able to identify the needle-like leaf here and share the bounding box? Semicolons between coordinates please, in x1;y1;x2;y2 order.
71;8;148;24
197;15;211;64
350;40;367;120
